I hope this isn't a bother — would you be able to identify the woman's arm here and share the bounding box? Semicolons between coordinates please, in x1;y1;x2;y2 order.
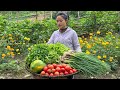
47;32;55;44
72;31;82;52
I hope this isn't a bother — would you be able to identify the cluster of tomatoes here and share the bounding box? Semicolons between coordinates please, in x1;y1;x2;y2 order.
40;63;77;77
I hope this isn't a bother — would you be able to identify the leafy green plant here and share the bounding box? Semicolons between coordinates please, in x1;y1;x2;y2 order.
0;60;22;73
25;43;70;66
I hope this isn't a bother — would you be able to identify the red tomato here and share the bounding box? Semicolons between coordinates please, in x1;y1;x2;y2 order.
43;66;48;72
60;68;65;72
64;71;69;75
69;70;73;74
47;69;52;74
52;63;57;68
59;72;64;75
51;69;56;73
50;73;54;76
65;66;71;71
48;65;54;69
54;71;59;76
40;71;46;75
47;64;51;67
72;69;77;73
55;67;61;72
45;73;49;76
61;63;67;68
57;64;62;68
69;66;72;70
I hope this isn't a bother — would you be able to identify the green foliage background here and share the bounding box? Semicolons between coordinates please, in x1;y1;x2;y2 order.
0;11;119;73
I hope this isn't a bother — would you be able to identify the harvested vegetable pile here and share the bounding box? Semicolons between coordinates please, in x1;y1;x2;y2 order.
40;63;78;77
25;43;70;66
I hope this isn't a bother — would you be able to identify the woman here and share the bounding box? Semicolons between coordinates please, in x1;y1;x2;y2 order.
47;12;82;79
47;12;82;52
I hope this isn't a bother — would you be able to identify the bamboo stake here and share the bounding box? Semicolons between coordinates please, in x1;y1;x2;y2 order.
50;11;53;19
78;11;80;19
36;11;38;20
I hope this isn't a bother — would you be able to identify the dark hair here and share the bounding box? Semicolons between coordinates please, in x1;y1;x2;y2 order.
56;12;69;20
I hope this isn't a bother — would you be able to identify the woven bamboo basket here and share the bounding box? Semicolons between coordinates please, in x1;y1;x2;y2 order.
25;63;78;79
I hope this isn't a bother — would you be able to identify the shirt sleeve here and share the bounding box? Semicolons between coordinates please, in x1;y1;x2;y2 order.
72;31;82;52
47;31;55;44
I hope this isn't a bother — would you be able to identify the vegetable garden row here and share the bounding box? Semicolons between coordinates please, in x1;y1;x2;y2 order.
0;11;120;78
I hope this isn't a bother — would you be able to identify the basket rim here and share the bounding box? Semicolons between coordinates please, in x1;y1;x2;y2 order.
33;70;79;78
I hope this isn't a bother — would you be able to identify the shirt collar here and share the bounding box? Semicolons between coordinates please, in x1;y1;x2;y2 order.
58;27;71;34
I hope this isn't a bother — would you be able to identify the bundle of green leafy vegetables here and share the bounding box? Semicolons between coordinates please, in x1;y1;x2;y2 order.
25;42;70;66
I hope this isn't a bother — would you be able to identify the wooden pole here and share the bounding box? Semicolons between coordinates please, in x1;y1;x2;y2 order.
94;14;96;32
17;11;19;22
36;11;38;20
50;11;53;19
44;11;45;19
78;11;80;19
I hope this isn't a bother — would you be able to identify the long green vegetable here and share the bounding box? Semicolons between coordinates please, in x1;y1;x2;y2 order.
64;52;111;77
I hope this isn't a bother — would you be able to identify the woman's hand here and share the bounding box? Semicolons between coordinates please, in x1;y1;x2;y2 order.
60;50;75;62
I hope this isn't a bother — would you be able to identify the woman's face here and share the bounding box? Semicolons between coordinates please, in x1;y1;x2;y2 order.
56;16;67;30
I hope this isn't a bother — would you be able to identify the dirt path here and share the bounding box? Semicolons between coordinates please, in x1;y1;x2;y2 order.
26;14;50;21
